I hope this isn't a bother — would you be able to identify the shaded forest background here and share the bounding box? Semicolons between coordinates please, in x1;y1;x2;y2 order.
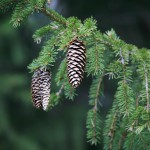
0;0;150;150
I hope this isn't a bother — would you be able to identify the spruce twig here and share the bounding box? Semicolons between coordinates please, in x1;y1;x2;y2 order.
108;111;118;150
87;72;104;145
40;7;67;26
56;84;64;96
94;72;104;109
143;63;150;109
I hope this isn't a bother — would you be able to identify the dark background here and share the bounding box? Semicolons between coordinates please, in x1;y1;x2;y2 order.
0;0;150;150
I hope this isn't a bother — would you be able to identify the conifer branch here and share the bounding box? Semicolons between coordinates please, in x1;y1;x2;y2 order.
143;63;150;109
139;135;147;150
40;7;67;26
108;110;118;150
0;0;17;12
94;75;103;110
28;35;59;71
56;84;64;96
48;84;64;109
120;49;133;117
2;0;150;148
55;59;76;100
87;73;104;145
55;59;67;86
86;32;105;76
64;81;76;100
5;0;66;27
32;23;59;41
118;131;127;150
129;134;135;149
136;95;140;108
86;109;102;145
10;1;34;27
124;131;150;150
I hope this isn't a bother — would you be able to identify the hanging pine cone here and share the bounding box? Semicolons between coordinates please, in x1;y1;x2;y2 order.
31;67;51;110
67;38;86;88
40;68;51;111
31;69;42;109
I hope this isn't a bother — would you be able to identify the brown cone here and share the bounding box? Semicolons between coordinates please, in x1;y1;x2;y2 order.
67;38;86;88
31;67;51;110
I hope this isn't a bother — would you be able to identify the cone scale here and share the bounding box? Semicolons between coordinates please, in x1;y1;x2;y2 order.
67;38;86;88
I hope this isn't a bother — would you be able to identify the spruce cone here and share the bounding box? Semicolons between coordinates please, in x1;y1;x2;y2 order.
67;38;86;88
31;67;51;110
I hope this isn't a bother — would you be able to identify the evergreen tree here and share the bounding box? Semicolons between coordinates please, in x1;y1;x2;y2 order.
1;0;150;149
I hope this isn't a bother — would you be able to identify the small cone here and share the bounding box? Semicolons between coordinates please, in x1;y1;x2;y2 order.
67;38;86;88
40;68;51;111
31;67;51;110
31;69;42;109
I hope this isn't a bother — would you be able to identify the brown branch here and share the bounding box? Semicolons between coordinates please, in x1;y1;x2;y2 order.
6;0;67;26
108;111;118;150
143;64;150;109
118;131;127;150
94;73;104;111
40;7;67;26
